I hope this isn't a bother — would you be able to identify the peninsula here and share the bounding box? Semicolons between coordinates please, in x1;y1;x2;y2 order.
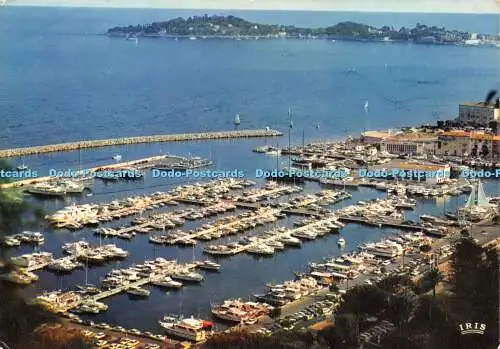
108;15;499;46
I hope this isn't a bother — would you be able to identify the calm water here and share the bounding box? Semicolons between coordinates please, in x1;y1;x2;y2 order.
1;7;500;332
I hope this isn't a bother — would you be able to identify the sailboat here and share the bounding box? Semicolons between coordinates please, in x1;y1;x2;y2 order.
234;114;241;126
112;154;122;161
363;100;369;113
17;163;28;171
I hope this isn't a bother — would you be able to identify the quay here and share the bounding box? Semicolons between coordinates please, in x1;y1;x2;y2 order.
338;216;424;231
0;129;282;158
282;208;322;216
0;155;168;189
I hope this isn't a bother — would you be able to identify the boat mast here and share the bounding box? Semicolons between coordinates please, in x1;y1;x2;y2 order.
288;106;293;171
276;139;279;184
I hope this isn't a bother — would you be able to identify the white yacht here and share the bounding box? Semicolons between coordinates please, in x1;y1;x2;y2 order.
291;230;317;240
159;316;212;342
58;180;85;194
3;236;21;247
127;286;150;297
246;244;275;256
197;260;221;271
48;257;81;272
151;276;183;289
337;236;346;248
362;242;402;258
267;240;285;250
27;183;66;197
279;235;302;247
112;154;122;161
171;270;204;283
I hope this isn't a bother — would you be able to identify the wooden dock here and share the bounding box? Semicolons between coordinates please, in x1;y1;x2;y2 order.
90;277;152;302
0;129;282;158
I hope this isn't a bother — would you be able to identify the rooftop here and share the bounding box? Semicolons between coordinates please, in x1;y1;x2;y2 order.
460;102;498;109
392;161;450;171
439;130;500;141
361;130;396;140
386;131;438;142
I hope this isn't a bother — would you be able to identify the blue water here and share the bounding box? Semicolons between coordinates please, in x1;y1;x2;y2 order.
1;7;500;332
1;7;499;148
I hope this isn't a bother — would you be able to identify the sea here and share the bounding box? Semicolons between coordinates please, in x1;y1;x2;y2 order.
0;7;499;332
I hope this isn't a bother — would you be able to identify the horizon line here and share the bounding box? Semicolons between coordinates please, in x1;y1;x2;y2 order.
6;4;500;15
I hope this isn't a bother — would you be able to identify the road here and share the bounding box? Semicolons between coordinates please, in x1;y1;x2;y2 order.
275;218;500;330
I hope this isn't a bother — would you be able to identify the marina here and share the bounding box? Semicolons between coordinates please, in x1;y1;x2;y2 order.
5;154;498;336
3;135;498;341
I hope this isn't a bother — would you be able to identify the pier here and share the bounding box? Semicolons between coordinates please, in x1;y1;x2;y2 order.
245;186;292;201
168;208;279;244
227;216;341;255
56;262;200;313
0;129;282;158
338;216;424;231
0;155;168;189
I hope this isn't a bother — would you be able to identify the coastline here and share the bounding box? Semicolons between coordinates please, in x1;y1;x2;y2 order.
108;32;500;47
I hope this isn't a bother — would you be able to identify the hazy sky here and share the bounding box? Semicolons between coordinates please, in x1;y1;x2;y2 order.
8;0;500;13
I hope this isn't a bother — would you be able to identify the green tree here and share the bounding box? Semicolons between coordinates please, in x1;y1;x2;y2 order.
428;268;443;297
419;244;432;253
334;313;360;348
337;285;387;318
0;160;91;349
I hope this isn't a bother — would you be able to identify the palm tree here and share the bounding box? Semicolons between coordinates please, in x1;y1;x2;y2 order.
428;268;443;297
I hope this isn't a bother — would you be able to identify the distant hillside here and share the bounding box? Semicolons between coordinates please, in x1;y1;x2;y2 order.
107;14;482;44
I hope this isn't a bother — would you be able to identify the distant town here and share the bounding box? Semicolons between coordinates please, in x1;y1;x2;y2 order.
108;14;500;47
362;95;500;163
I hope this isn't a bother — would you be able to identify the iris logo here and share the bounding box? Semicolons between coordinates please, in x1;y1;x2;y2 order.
458;322;486;335
0;340;9;349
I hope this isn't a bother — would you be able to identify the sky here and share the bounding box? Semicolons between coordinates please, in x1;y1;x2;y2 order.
7;0;500;13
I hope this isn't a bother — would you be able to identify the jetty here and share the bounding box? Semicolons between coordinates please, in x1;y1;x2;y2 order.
338;216;424;231
0;129;282;158
226;216;341;256
0;155;168;189
54;262;200;313
167;208;279;245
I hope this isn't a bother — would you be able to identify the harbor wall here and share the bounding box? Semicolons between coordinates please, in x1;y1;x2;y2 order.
0;129;283;158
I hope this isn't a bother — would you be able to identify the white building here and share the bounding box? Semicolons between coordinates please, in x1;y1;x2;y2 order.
457;102;500;126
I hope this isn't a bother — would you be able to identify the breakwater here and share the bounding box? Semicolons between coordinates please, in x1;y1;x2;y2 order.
0;129;283;158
